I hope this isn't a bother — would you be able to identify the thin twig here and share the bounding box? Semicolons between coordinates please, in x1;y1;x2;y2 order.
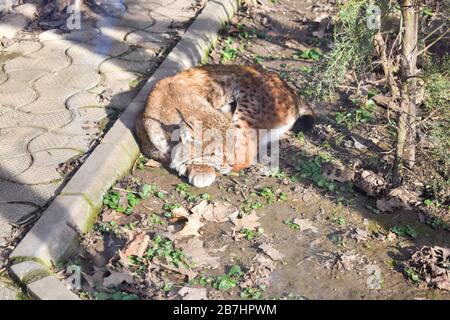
418;30;449;56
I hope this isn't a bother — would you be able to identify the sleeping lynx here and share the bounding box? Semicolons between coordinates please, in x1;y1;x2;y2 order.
135;64;314;187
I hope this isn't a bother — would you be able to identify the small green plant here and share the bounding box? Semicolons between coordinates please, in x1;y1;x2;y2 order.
162;282;173;293
95;221;118;234
333;216;347;227
103;191;139;215
335;100;374;129
175;183;202;202
148;214;166;226
146;235;188;268
221;37;240;62
95;291;139;300
390;225;418;239
294;153;337;192
241;199;264;213
259;187;287;204
214;265;244;292
267;167;291;183
240;227;264;240
404;267;420;283
138;183;158;198
283;219;300;230
431;218;449;230
240;286;265;299
293;48;323;61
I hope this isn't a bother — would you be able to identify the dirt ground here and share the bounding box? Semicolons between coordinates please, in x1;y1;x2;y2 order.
61;0;450;300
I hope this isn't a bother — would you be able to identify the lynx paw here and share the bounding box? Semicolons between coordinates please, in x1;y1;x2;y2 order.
187;164;216;188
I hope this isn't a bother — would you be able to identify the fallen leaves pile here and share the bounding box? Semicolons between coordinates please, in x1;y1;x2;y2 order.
405;246;450;292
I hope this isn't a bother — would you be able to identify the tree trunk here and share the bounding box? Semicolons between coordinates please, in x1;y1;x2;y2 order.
405;4;418;168
393;0;418;185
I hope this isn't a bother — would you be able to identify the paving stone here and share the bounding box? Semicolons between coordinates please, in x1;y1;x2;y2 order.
18;98;68;114
96;18;136;40
66;45;109;68
0;79;38;108
27;132;90;153
0;127;42;156
0;13;28;39
84;35;130;57
102;70;139;93
12;163;62;185
0;109;73;130
0;154;32;179
38;29;64;41
9;261;51;284
63;27;101;42
78;107;115;123
27;276;79;300
31;149;81;167
66;92;106;110
0;180;59;206
125;30;172;47
40;39;75;51
120;47;157;62
35;65;101;93
0;203;37;246
62;143;134;208
11;194;95;265
100;57;153;74
0;72;7;86
6;69;48;83
5;41;42;55
4;49;71;73
0;281;19;300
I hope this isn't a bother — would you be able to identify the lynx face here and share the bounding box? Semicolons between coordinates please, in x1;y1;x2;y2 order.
136;64;314;188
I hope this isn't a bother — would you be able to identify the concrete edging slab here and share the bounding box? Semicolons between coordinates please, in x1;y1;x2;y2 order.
8;0;240;300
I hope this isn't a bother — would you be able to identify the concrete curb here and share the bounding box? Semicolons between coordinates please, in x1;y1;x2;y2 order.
8;0;240;300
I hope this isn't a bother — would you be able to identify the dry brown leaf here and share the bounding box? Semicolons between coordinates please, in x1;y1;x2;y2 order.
293;218;319;233
191;200;239;223
103;271;134;287
178;287;207;300
172;206;189;218
205;201;239;223
231;212;261;230
144;159;162;168
259;243;285;261
389;186;422;207
350;228;368;242
124;232;150;257
406;246;450;292
174;210;205;239
179;237;220;269
376;197;404;212
355;170;387;196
